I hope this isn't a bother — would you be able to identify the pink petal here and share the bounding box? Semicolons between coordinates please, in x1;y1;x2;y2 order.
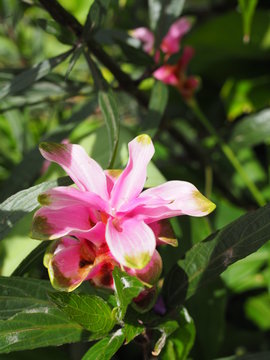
45;237;95;291
106;217;156;269
131;27;155;54
133;180;216;222
39;142;108;199
153;65;179;85
110;135;154;210
104;169;123;196
180;46;195;70
31;205;93;240
161;18;191;55
38;186;108;212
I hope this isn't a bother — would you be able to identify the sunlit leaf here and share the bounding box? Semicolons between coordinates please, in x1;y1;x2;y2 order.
82;329;125;360
163;203;270;307
49;292;116;335
230;109;270;149
112;267;144;321
238;0;258;43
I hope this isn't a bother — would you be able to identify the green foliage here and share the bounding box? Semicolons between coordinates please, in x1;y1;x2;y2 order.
1;0;270;358
112;267;144;321
49;292;116;335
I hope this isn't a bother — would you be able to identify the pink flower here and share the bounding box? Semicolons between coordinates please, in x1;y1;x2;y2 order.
131;18;199;99
153;46;199;99
32;135;215;284
160;18;191;55
132;18;191;57
130;27;155;54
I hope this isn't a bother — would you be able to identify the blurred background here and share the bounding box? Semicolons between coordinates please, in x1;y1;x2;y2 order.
1;0;270;359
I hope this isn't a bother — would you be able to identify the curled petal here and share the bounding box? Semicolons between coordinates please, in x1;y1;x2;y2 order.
110;134;154;210
131;27;155;54
44;237;95;292
128;250;162;285
38;186;108;212
39;142;108;199
135;180;216;222
106;217;156;270
31;206;93;240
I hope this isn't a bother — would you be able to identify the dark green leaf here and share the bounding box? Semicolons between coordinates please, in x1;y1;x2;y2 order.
0;276;52;320
238;0;258;43
65;45;83;80
98;90;120;167
0;309;88;354
49;292;116;335
163;203;270;307
112;267;144;321
230;109;270;149
0;176;72;242
0;50;73;100
84;53;120;167
83;0;111;39
0;277;92;353
187;279;226;359
142;80;168;137
82;329;125;360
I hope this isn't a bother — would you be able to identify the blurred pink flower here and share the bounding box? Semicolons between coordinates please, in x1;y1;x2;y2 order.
153;46;199;99
131;18;199;99
32;135;215;290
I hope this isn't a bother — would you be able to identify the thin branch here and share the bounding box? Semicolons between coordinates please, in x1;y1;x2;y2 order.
38;0;148;107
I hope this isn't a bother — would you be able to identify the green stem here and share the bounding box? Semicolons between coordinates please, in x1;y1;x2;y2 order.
188;98;266;207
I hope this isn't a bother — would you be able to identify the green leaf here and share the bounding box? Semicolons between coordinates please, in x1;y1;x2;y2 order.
0;277;92;353
0;309;88;353
0;176;72;242
49;292;116;335
65;45;83;80
0;50;73;100
238;0;258;43
0;100;96;201
112;267;144;321
82;329;125;360
0;276;52;320
163;203;270;307
142;80;168;137
98;90;120;167
83;0;111;39
245;293;270;330
230;109;270;149
152;320;179;356
215;352;270;360
187;279;226;359
84;53;120;167
159;308;195;360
